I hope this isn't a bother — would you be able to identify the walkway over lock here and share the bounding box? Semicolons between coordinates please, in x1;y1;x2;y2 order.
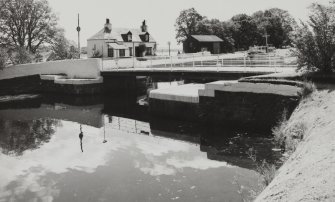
100;53;297;77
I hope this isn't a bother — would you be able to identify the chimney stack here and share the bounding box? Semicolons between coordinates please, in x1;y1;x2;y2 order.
141;20;148;32
104;18;112;33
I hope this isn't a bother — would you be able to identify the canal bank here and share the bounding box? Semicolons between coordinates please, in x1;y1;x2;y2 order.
256;90;335;202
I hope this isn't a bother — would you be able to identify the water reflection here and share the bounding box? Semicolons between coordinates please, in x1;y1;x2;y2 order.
0;94;280;202
79;125;84;152
0;119;60;156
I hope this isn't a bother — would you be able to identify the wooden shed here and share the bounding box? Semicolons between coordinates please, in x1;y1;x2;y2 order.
183;35;223;54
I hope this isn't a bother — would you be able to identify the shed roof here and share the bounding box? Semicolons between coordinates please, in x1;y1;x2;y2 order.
88;28;156;42
191;35;223;42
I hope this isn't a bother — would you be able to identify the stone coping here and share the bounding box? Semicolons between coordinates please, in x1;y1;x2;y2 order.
149;84;204;103
40;75;103;84
216;82;301;97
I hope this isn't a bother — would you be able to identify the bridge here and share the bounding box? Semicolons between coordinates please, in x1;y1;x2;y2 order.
100;52;297;78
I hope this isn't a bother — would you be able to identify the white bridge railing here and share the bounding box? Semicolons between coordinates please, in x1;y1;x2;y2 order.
101;53;298;72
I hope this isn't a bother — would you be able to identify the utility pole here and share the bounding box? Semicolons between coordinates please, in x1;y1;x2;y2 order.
76;13;81;59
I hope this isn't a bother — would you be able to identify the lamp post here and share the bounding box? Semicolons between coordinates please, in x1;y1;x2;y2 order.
168;41;171;56
76;13;81;59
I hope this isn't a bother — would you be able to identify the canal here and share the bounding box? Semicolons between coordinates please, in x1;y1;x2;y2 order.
0;79;283;202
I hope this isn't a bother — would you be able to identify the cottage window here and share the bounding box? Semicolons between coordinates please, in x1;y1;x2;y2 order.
146;47;152;56
128;34;132;42
108;48;113;57
119;49;125;57
145;34;149;42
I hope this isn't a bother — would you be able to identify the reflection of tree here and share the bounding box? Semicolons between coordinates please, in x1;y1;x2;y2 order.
0;119;60;156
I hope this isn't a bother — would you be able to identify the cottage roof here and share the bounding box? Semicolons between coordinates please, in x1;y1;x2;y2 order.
88;27;156;42
107;42;127;49
190;35;223;42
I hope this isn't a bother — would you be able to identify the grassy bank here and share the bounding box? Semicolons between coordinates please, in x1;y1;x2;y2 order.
255;90;335;201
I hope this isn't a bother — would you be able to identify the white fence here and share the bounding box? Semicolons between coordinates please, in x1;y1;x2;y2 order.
101;53;297;71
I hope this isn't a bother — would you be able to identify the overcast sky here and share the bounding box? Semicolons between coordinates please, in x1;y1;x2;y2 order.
47;0;330;49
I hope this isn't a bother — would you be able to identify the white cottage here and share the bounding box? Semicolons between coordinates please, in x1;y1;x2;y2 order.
87;19;156;58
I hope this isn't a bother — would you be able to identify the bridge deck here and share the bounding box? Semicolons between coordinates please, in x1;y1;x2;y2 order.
101;66;295;78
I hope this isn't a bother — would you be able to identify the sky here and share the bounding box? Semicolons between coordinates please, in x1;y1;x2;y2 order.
47;0;330;49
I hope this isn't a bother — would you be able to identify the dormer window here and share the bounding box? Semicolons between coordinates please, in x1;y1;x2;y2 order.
127;31;132;42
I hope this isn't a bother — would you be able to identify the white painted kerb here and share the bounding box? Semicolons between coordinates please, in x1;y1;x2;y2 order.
0;58;101;80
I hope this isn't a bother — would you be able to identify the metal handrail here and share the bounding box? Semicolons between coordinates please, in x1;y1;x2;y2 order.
100;53;298;71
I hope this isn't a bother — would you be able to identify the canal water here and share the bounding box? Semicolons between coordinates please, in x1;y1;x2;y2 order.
0;81;282;202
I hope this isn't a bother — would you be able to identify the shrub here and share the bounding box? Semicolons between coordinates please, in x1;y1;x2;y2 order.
272;109;289;145
91;50;102;58
298;81;316;98
9;47;33;65
0;48;9;69
272;109;308;154
246;148;277;187
293;2;335;73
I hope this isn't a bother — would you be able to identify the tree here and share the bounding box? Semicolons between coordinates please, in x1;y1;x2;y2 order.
0;119;60;156
175;8;203;44
0;0;58;53
230;14;260;50
47;30;79;61
252;8;297;48
196;19;235;52
293;3;335;73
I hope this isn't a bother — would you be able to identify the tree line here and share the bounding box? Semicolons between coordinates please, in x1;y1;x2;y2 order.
0;0;78;69
175;7;297;52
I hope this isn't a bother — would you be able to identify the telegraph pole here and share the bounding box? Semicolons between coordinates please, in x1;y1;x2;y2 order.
76;14;81;59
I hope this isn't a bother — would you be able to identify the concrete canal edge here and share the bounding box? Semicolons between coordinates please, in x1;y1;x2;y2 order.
255;91;335;202
0;74;103;95
149;81;301;131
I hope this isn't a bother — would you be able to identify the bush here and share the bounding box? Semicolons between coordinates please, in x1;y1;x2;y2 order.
0;48;9;70
10;47;33;65
91;50;102;58
246;148;277;187
298;81;316;98
272;109;288;146
272;109;308;154
293;2;335;73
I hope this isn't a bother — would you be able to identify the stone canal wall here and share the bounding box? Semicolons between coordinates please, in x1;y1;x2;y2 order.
149;82;301;131
199;82;301;131
0;75;103;95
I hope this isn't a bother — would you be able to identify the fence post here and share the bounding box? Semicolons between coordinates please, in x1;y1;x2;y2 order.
244;55;246;68
192;54;195;68
150;57;153;69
